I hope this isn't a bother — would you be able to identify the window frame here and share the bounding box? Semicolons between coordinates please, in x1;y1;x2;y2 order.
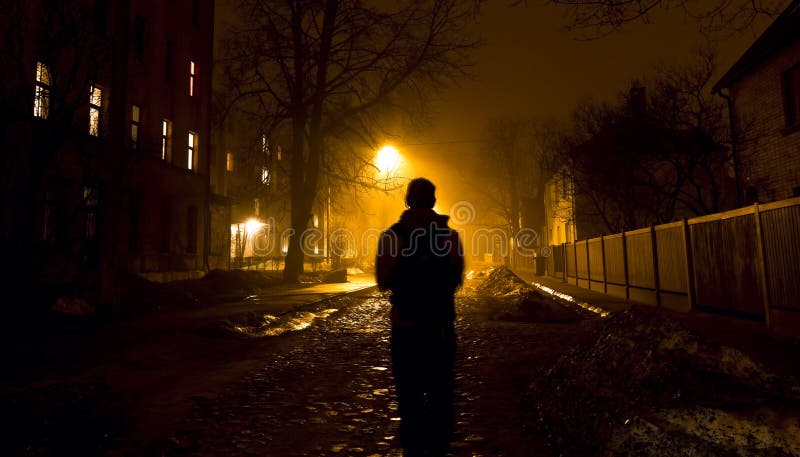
189;60;196;97
188;131;197;170
783;63;800;131
131;105;141;149
88;83;103;137
161;119;172;161
33;61;51;119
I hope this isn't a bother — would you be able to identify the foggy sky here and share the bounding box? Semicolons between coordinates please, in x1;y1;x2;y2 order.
393;1;775;210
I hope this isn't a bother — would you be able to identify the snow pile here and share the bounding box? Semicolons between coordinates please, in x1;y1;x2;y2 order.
51;297;95;316
529;307;797;456
116;271;197;317
475;266;529;296
497;290;584;323
172;269;283;304
472;266;586;323
213;308;339;338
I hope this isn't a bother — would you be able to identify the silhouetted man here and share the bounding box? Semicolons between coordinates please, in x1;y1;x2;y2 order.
376;178;464;457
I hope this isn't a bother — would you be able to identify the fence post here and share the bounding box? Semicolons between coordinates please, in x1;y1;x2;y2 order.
600;234;608;293
651;224;661;307
622;230;630;300
574;241;579;287
753;204;772;328
681;218;696;311
585;239;591;290
562;242;567;282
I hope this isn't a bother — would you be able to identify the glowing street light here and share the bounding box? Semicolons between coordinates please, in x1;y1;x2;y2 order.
375;145;401;174
245;218;264;234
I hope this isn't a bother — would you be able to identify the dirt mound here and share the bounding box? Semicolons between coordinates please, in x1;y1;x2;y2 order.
528;307;796;456
475;266;529;296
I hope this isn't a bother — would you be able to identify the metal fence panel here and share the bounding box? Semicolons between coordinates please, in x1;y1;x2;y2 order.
603;234;625;285
588;237;604;282
566;243;576;278
761;205;800;311
576;240;589;279
625;230;654;289
691;215;762;316
656;225;687;294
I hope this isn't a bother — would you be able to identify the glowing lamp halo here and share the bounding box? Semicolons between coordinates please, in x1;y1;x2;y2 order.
375;145;401;174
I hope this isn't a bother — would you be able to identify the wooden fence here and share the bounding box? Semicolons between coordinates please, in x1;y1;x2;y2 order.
547;197;800;334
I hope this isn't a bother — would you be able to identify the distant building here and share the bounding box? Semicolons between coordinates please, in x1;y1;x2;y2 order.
714;0;800;203
0;0;222;308
543;173;576;245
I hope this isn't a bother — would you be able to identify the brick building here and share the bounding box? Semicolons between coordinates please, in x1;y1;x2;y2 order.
0;0;223;310
714;0;800;203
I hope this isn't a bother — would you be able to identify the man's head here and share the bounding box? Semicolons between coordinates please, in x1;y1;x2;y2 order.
405;177;436;209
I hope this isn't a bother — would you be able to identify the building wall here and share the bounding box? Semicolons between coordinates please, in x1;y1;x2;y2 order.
0;0;218;308
731;39;800;203
544;174;575;245
118;0;216;274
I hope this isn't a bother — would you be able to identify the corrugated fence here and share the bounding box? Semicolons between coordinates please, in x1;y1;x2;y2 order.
547;197;800;335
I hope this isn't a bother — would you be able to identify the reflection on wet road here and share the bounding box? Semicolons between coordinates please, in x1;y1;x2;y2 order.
157;292;579;456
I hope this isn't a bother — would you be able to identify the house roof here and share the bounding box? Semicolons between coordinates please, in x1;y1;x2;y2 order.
713;0;800;92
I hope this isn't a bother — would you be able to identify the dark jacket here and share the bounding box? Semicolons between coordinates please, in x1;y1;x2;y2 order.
376;208;464;326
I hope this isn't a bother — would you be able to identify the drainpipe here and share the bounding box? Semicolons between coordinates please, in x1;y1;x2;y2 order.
716;88;743;208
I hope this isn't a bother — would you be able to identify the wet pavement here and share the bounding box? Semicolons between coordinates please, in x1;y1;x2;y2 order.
123;290;593;456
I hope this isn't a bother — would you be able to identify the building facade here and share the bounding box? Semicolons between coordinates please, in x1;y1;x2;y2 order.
714;0;800;203
0;0;221;310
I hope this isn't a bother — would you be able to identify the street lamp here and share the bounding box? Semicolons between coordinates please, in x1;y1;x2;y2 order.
375;145;401;175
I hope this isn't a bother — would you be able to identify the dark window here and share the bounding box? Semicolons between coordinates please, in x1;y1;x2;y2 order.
161;201;171;254
134;14;146;62
129;193;140;253
131;105;141;149
165;41;173;81
784;64;800;126
187;206;198;254
82;185;100;241
94;2;108;35
43;190;57;243
793;186;800;198
192;0;200;26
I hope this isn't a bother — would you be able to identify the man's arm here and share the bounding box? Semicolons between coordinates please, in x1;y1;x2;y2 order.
449;230;465;290
375;229;400;291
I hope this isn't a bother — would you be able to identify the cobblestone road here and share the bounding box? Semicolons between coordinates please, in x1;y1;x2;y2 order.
144;291;594;457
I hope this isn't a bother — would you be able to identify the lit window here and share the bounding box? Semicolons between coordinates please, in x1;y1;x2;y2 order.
161;119;172;160
261;166;269;184
33;61;51;119
313;214;319;228
189;60;196;96
131;105;141;149
226;151;233;171
89;84;102;136
785;65;800;126
276;145;282;161
188;131;197;170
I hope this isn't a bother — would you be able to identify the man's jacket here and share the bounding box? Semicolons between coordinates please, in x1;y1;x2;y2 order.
376;208;464;326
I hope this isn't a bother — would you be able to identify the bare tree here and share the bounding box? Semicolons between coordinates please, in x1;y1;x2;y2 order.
218;0;478;282
509;0;784;37
545;46;739;236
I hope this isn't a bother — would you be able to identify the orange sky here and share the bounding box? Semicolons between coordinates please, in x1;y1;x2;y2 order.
383;1;779;209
